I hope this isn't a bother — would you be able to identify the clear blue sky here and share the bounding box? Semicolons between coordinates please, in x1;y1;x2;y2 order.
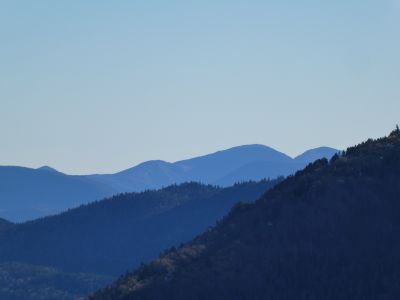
1;0;399;174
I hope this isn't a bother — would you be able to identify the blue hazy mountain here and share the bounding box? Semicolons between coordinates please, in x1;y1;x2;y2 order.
0;166;117;222
88;160;186;193
214;146;339;186
294;146;341;165
0;145;338;222
36;165;60;173
174;145;293;182
89;145;339;192
0;218;12;231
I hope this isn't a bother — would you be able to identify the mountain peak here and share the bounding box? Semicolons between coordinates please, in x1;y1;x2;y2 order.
294;146;339;163
37;166;60;173
214;144;289;155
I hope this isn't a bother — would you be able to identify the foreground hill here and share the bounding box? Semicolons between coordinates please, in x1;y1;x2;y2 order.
90;129;400;300
0;145;337;222
0;180;279;276
0;262;111;300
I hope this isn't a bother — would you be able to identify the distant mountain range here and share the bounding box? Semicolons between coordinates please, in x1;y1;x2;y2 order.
0;145;338;221
89;145;338;191
89;129;400;300
0;166;115;222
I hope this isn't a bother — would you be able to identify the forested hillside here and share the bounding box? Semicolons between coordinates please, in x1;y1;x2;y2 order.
0;180;279;276
90;129;400;300
0;262;111;300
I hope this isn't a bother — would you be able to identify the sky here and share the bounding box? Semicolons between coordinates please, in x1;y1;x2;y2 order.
1;0;399;174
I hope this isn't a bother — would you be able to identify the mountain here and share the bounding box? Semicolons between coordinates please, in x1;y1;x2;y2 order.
0;145;338;222
89;145;338;192
36;165;60;173
173;144;293;182
0;166;117;222
88;160;185;193
0;179;280;276
213;147;338;186
0;218;12;232
0;262;112;300
89;129;400;300
294;146;339;165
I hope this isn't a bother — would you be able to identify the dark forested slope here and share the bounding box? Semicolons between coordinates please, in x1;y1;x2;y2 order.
0;180;279;276
0;262;112;300
90;129;400;300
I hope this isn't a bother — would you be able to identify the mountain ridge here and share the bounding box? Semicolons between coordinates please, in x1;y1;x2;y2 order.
89;129;400;300
0;145;338;222
0;180;280;276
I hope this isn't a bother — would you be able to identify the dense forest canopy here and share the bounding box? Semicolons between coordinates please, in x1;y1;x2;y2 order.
0;262;111;300
0;179;280;276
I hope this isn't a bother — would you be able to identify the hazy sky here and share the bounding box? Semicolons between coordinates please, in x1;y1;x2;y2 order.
1;1;399;174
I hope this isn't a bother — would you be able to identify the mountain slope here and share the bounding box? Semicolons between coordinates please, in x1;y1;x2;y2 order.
87;145;294;192
0;166;116;222
294;146;339;165
88;160;186;192
0;145;337;222
0;180;280;276
0;262;112;300
215;147;339;186
89;145;338;191
0;218;12;232
89;129;400;300
174;144;293;182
